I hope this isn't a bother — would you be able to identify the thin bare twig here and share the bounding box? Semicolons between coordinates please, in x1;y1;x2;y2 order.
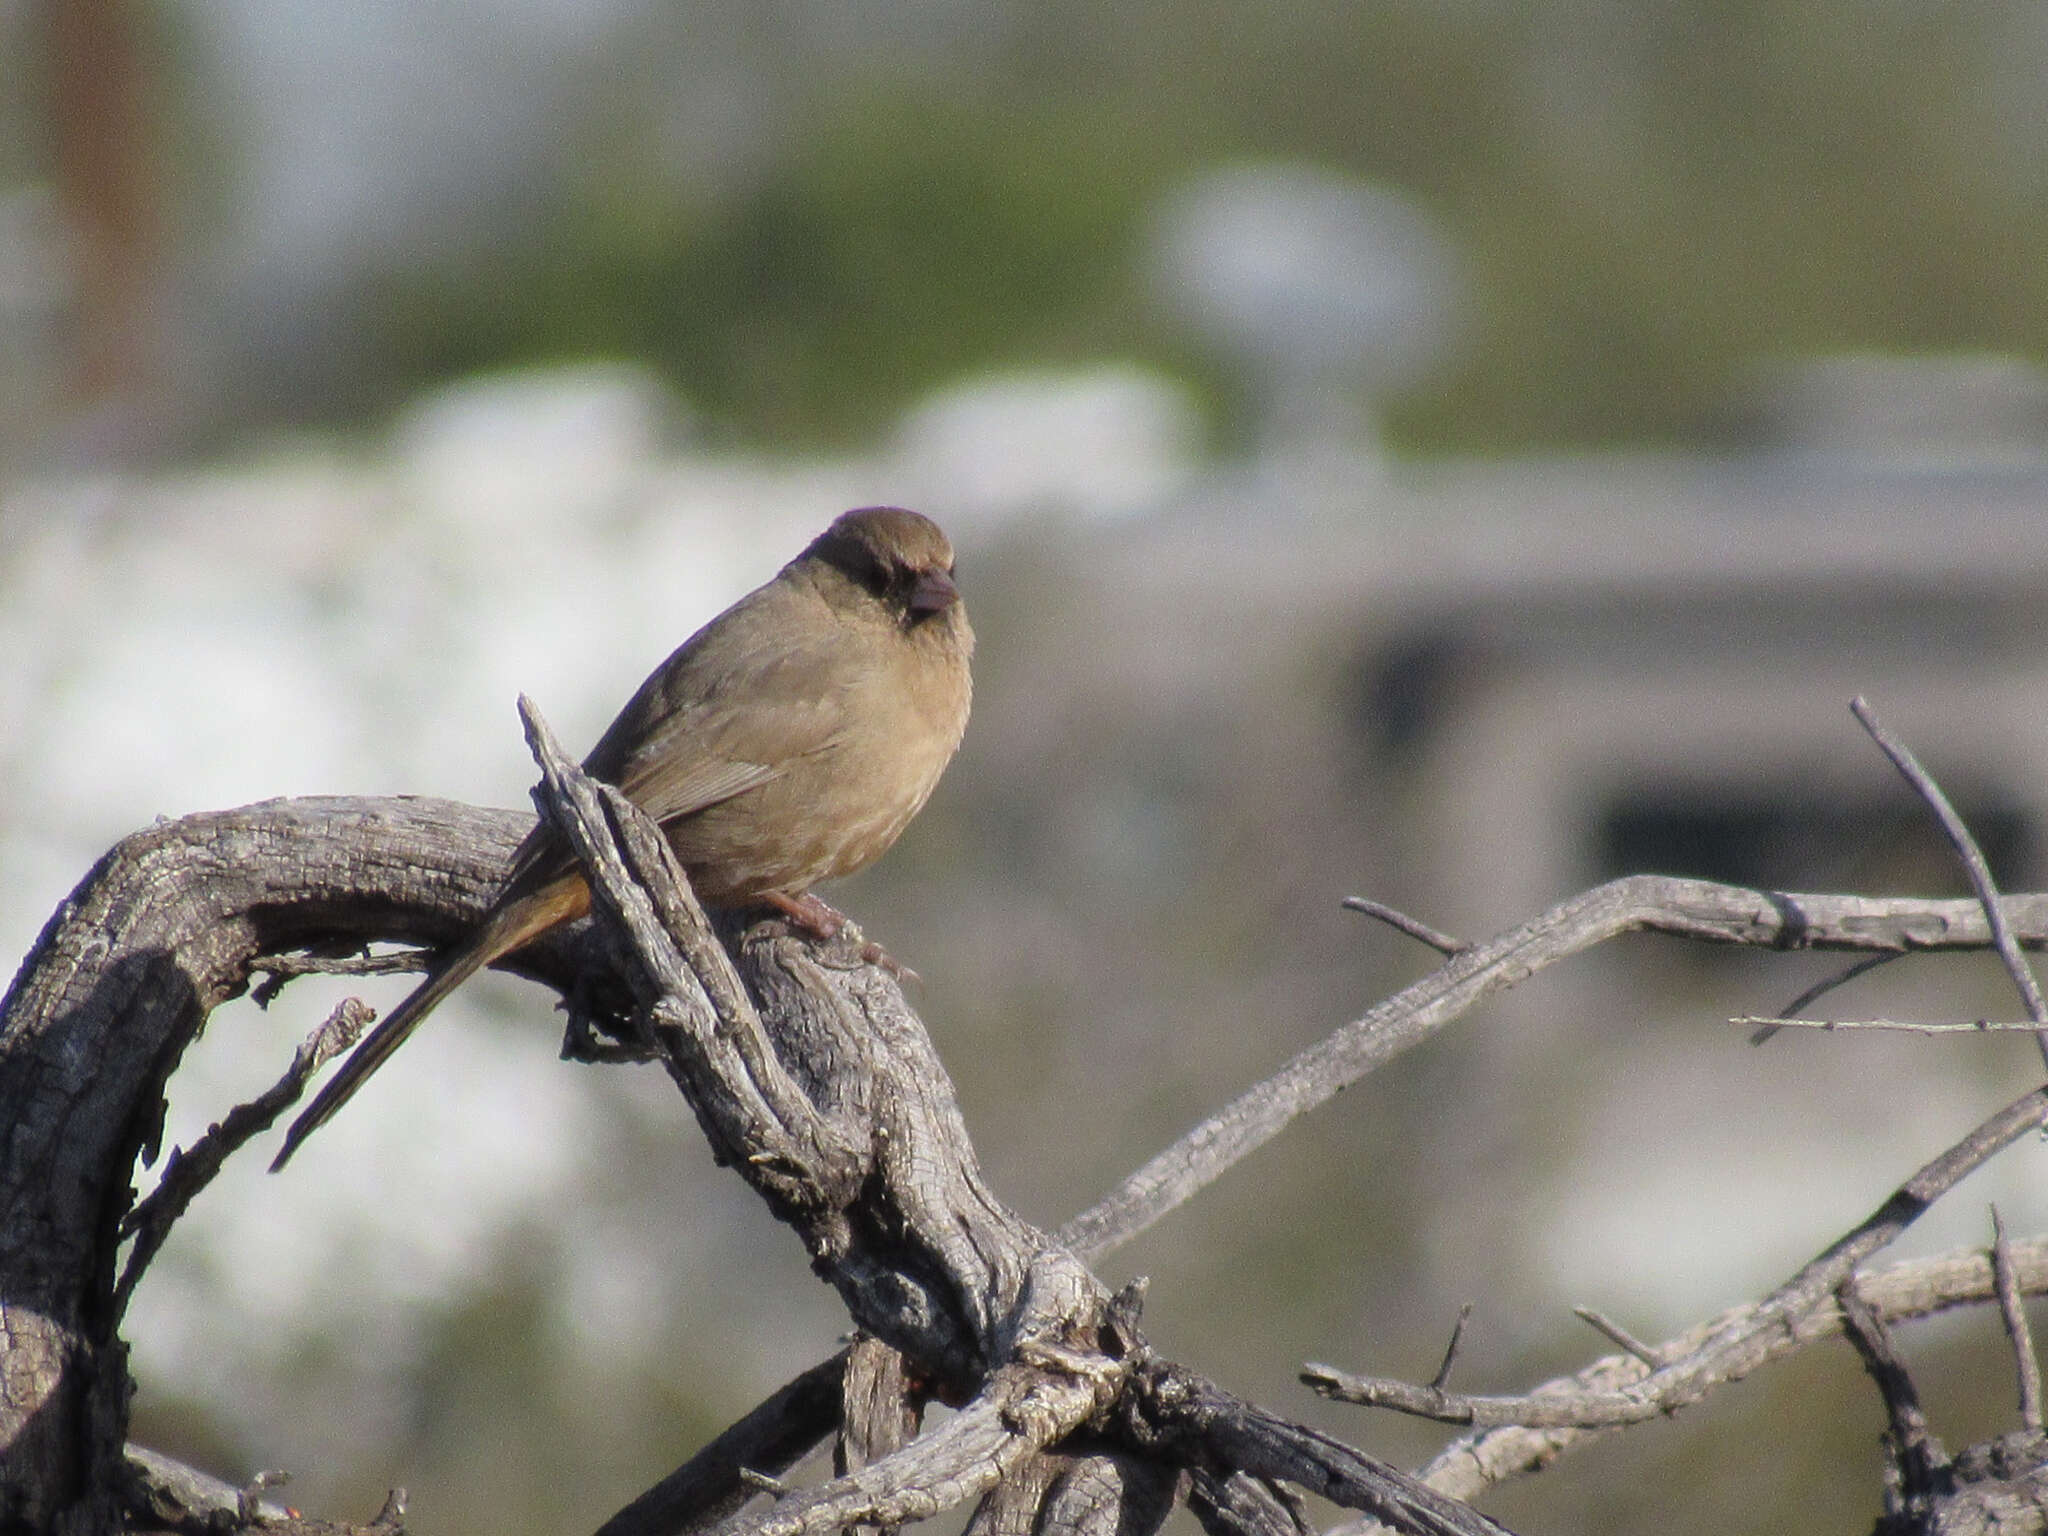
1340;898;1468;957
1306;1233;2048;1440
1430;1307;1474;1392
1749;951;1904;1044
1571;1309;1662;1368
113;996;373;1319
247;946;425;1005
1301;1364;1661;1431
1733;1016;2034;1035
1851;695;2048;1060
1992;1207;2044;1434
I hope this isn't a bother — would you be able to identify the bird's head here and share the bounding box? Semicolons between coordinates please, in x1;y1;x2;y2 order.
807;507;965;633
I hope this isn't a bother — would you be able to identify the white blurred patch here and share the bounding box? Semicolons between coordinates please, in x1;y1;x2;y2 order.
1524;1031;2048;1326
129;980;600;1346
893;365;1200;524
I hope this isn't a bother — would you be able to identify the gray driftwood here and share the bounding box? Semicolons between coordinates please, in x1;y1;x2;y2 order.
0;704;1507;1536
6;697;2048;1535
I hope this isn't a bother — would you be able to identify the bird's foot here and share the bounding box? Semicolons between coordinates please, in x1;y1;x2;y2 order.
860;943;920;987
758;892;919;984
760;889;848;938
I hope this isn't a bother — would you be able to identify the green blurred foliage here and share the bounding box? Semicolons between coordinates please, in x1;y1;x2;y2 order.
373;91;1179;448
359;0;2048;452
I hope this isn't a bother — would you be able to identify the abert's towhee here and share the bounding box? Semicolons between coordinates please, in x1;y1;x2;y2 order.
272;506;973;1170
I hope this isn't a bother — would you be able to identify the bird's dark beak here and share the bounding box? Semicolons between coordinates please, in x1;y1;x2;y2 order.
908;568;960;616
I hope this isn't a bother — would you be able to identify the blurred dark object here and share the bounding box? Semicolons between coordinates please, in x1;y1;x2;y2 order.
45;0;165;458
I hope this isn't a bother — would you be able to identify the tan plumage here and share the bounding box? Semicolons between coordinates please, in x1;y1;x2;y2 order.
272;507;972;1170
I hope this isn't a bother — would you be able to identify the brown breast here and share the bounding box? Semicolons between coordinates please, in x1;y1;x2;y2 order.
667;603;971;903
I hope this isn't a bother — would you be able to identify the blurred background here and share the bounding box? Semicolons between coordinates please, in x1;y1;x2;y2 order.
6;1;2048;1532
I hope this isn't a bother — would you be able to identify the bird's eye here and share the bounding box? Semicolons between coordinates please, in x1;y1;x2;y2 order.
840;548;891;596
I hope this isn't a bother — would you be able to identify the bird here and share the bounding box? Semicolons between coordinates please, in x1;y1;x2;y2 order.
271;506;973;1171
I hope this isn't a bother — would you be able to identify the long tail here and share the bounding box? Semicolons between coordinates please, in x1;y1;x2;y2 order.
270;875;589;1171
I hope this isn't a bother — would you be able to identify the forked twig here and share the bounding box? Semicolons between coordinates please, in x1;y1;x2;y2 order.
1309;1085;2048;1501
1305;1233;2048;1439
114;996;373;1319
1851;695;2048;1061
1749;951;1904;1044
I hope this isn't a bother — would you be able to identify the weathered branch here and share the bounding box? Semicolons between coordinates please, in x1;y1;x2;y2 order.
706;1365;1115;1536
1119;1360;1509;1536
966;1444;1182;1536
0;796;561;1533
1185;1470;1313;1536
10;760;2048;1536
1308;1230;2048;1498
591;1353;848;1536
520;696;870;1232
532;700;1112;1379
1057;878;2048;1260
837;1338;920;1536
510;704;1160;1536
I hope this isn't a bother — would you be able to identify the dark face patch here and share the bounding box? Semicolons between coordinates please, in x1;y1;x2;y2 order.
809;507;960;625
